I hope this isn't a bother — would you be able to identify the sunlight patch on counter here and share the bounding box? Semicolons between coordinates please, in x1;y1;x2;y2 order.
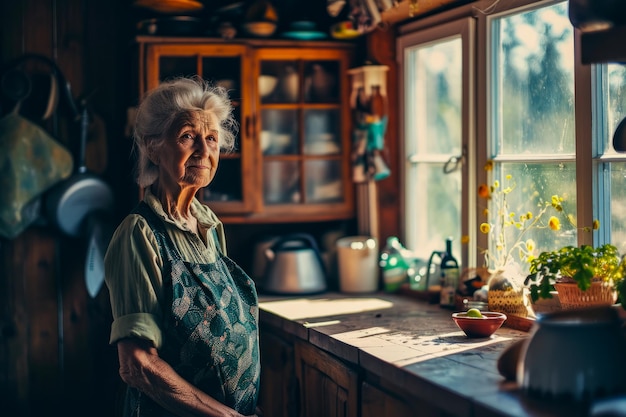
259;298;394;320
331;326;513;366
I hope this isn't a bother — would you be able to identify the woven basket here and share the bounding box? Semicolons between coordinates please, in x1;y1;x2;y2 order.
488;288;530;318
554;281;616;310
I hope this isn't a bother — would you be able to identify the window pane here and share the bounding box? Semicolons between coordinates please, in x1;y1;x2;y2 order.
600;63;626;253
490;1;577;273
404;36;462;260
409;163;462;257
493;1;575;155
609;165;626;254
411;37;463;156
607;64;626;142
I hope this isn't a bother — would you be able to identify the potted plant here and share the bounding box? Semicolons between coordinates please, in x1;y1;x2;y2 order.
476;166;581;317
525;243;625;310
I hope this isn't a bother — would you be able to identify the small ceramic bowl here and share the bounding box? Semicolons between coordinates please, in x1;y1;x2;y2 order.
452;311;507;338
243;21;276;37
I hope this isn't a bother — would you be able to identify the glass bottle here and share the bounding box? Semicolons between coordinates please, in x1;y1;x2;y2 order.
379;236;408;293
439;237;459;309
369;85;387;121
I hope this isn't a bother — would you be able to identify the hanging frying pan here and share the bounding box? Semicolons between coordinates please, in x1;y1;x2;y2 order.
45;104;114;237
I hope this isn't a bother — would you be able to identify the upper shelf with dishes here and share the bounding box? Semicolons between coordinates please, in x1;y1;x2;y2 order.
131;0;405;41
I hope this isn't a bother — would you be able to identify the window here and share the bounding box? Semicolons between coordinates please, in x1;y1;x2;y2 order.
399;0;626;272
487;1;578;269
398;18;474;266
597;64;626;255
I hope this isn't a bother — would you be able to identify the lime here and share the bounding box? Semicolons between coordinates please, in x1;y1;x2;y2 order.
466;308;483;318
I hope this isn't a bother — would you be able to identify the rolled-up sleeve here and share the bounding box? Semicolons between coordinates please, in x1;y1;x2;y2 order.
104;214;165;348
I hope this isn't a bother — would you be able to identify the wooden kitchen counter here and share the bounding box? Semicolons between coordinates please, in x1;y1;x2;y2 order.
258;292;614;417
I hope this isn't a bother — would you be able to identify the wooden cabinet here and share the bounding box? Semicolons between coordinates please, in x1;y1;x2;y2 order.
361;381;449;417
294;340;359;417
258;325;298;417
259;323;359;417
137;38;355;223
259;320;452;417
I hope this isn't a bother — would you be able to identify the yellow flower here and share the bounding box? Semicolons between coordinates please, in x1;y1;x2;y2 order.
593;219;600;230
461;235;470;244
478;184;491;199
477;171;598;272
551;195;563;212
548;216;561;231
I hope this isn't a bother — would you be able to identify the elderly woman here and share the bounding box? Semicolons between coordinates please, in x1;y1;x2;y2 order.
104;77;260;417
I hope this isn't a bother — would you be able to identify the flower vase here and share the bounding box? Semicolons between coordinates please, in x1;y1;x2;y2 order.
487;268;531;318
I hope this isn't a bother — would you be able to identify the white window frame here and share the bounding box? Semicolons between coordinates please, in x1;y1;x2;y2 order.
397;16;476;268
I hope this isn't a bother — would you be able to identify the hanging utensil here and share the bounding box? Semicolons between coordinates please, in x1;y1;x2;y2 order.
84;211;113;298
0;58;73;239
45;102;114;238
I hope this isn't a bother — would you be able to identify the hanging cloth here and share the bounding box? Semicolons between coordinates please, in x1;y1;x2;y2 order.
0;113;73;239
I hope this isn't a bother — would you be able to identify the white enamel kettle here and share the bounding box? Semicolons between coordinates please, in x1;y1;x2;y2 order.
262;233;327;295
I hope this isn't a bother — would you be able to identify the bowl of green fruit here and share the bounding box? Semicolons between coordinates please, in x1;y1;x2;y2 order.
452;309;507;338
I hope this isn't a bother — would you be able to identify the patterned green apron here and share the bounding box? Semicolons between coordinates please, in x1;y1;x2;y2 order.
124;202;260;416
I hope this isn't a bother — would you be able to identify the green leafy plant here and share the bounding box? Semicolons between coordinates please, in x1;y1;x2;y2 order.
524;243;625;307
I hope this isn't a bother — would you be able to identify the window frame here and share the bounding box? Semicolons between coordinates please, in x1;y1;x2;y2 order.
397;16;476;268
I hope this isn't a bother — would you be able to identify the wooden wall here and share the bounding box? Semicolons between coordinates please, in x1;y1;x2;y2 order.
0;1;134;415
367;28;402;243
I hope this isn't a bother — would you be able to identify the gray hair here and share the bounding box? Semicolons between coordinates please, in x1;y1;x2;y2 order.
132;76;238;188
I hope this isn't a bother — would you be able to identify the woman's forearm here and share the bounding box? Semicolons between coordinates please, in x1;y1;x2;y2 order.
117;339;249;417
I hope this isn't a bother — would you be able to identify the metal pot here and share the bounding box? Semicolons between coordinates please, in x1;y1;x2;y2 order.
262;233;327;295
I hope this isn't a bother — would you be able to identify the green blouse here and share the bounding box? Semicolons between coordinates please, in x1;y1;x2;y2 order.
104;188;227;348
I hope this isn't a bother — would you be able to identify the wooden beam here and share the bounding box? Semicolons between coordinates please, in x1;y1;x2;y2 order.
381;0;466;25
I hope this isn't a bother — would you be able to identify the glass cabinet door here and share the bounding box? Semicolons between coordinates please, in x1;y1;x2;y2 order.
145;44;255;214
255;48;353;216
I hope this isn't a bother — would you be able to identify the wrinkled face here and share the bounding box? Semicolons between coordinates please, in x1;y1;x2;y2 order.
156;111;221;192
